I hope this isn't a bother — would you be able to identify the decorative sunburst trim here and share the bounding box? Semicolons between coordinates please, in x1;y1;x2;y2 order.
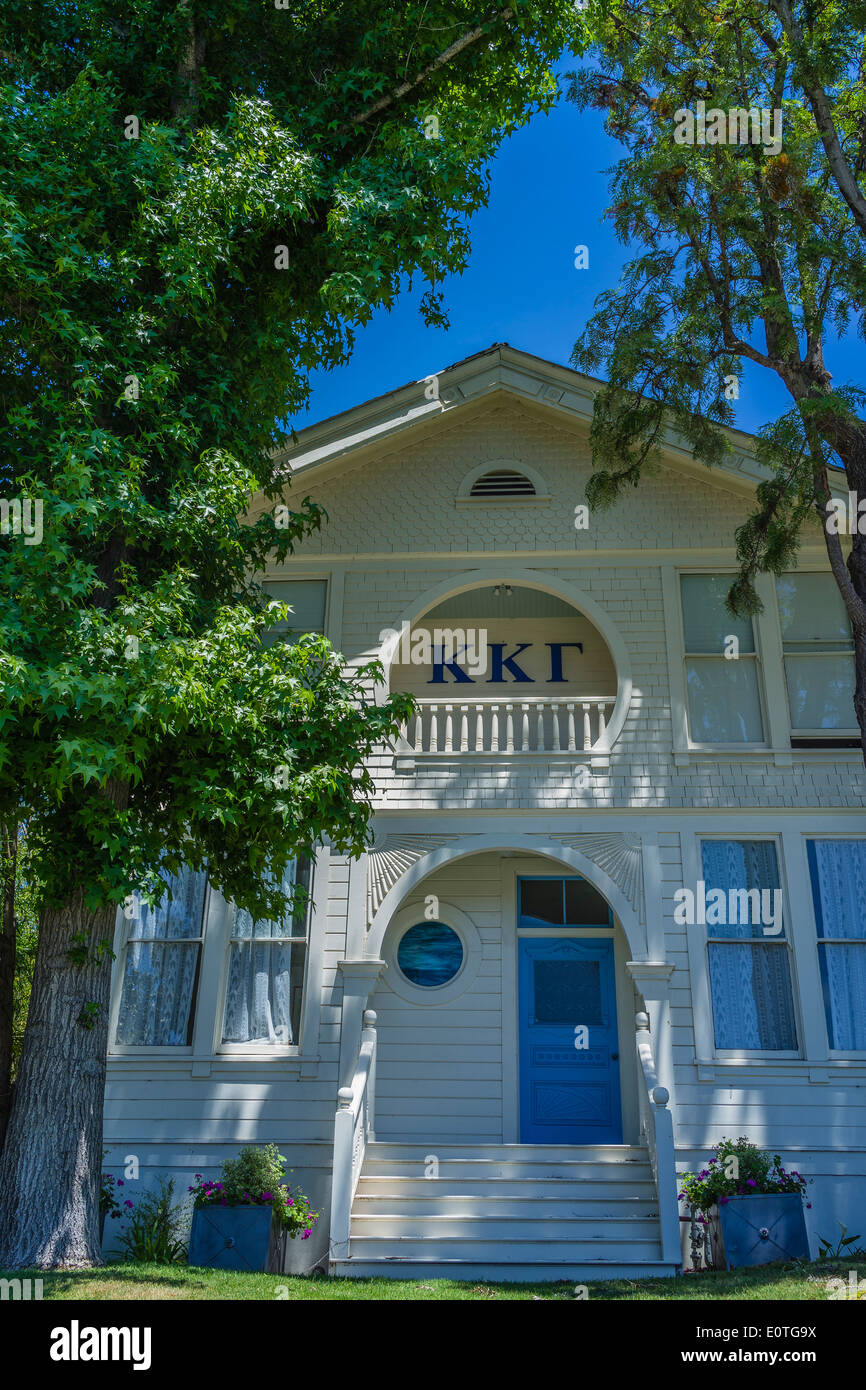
531;832;645;921
366;835;464;922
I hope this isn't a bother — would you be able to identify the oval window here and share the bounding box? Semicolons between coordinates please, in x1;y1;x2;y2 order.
397;922;464;988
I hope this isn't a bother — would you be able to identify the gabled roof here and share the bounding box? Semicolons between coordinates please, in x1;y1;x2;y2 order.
273;343;789;496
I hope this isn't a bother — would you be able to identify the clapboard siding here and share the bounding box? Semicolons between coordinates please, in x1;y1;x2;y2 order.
372;856;504;1143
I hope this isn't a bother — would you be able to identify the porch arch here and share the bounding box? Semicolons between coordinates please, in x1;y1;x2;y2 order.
375;566;633;753
365;832;647;961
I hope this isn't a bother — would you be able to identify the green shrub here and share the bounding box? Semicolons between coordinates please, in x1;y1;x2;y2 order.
117;1177;187;1264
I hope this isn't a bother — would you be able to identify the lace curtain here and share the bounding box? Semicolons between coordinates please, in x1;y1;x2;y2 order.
808;840;866;1050
222;860;305;1045
701;840;797;1050
115;869;207;1046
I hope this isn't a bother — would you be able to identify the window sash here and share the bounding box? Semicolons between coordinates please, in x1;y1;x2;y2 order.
115;940;202;1047
707;941;798;1051
701;838;796;1051
222;939;307;1046
783;652;857;731
220;858;312;1047
684;654;764;743
115;868;207;1046
807;839;866;1051
818;943;866;1050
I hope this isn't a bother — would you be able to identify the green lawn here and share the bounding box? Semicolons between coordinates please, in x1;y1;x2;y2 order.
2;1258;863;1300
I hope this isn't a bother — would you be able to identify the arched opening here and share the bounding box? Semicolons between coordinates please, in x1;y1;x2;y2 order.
381;574;628;757
369;845;643;1147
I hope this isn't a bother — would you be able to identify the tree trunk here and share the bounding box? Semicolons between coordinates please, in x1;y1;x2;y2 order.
0;827;15;1153
0;890;118;1267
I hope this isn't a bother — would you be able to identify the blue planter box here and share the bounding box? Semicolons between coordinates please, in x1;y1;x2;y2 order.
188;1205;286;1273
709;1194;808;1269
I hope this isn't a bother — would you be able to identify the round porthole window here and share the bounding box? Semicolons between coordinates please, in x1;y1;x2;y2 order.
397;921;464;988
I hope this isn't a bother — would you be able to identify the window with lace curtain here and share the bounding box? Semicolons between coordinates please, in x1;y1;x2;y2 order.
114;868;208;1047
701;839;797;1052
807;840;866;1051
220;857;312;1047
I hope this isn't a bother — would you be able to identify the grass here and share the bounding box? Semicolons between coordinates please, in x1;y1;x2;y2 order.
2;1257;863;1301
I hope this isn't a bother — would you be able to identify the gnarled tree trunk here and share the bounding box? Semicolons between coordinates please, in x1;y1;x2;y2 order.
0;826;15;1153
0;891;118;1267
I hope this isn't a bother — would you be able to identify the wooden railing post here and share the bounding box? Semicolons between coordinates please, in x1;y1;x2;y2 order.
329;1087;355;1263
635;1011;681;1269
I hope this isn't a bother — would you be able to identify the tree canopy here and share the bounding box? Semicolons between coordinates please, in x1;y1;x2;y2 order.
0;0;580;921
569;0;866;753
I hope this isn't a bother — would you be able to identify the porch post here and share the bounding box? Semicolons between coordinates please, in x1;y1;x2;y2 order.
626;961;677;1115
337;960;387;1091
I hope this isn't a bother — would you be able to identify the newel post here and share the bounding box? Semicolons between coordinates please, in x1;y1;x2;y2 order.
330;1087;355;1263
337;960;386;1089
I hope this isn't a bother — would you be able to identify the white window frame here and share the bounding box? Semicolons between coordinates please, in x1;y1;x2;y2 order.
108;872;212;1056
802;834;866;1057
109;848;329;1061
672;567;769;752
772;569;858;742
683;831;802;1061
215;857;314;1055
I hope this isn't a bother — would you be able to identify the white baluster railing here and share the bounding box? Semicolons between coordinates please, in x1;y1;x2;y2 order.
635;1010;681;1267
399;697;615;756
329;1009;377;1265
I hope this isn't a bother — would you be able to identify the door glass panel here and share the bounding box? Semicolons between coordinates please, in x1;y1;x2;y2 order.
534;959;602;1023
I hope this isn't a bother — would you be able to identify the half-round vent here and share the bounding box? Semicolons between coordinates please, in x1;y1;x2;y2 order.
469;469;536;498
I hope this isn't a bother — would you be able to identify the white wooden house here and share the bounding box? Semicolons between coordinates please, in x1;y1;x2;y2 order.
104;344;866;1280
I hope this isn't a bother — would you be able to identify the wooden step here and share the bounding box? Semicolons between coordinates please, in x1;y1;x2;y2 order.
350;1213;662;1239
347;1235;665;1261
355;1175;656;1198
353;1193;659;1219
332;1257;679;1282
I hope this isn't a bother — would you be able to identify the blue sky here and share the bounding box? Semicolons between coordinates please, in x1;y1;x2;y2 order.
293;72;866;445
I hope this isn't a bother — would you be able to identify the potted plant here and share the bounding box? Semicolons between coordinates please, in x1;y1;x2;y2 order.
679;1136;810;1269
188;1144;318;1273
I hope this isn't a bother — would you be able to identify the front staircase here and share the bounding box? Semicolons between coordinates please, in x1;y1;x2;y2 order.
329;1009;682;1281
331;1141;680;1280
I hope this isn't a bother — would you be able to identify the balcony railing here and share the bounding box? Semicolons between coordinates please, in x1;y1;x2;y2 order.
397;696;616;756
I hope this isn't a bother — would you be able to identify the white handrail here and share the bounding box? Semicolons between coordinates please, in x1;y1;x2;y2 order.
400;696;616;755
329;1010;377;1265
635;1010;681;1266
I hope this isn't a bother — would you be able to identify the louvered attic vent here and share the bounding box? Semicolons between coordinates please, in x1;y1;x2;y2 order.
469;469;536;498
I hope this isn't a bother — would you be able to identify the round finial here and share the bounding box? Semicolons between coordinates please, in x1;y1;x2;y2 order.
337;1087;353;1108
652;1085;669;1108
635;1011;649;1029
363;1009;378;1028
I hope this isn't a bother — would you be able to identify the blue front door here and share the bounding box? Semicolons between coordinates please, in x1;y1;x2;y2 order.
518;937;622;1144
